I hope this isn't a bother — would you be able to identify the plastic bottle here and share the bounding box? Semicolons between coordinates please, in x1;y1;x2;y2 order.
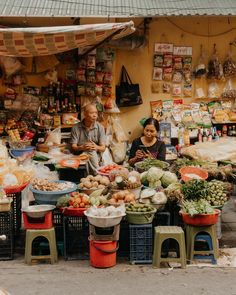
183;129;190;146
178;127;184;147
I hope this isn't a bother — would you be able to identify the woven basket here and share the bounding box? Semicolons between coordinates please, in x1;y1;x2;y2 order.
126;209;157;225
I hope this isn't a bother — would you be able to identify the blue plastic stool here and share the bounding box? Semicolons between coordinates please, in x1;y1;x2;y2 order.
194;234;217;264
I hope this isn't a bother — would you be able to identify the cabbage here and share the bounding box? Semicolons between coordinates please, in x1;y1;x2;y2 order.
161;171;178;188
146;167;164;188
140;171;148;186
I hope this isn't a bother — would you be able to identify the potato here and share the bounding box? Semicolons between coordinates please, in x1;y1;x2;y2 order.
83;181;92;189
92;181;99;188
100;176;110;186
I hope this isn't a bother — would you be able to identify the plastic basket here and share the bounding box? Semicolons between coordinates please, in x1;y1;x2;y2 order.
180;209;220;226
0;212;14;260
179;166;208;182
63;215;89;260
129;224;152;264
126;209;157;225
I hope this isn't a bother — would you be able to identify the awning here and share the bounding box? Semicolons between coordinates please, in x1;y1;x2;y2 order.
0;21;135;57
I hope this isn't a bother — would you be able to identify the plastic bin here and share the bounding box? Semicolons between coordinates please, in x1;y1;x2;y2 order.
0;212;14;260
53;209;63;242
6;192;22;235
23;211;53;229
63;215;89;260
118;219;130;257
129;224;152;264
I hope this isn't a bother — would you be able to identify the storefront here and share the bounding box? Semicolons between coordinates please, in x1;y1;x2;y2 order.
0;1;236;268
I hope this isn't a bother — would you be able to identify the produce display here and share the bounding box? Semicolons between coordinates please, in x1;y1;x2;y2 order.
108;190;136;205
112;171;141;190
97;164;122;175
205;180;229;207
78;175;110;190
141;167;178;188
68;192;90;208
181;199;214;217
135;158;169;171
86;205;125;217
139;188;167;208
126;203;155;213
31;178;74;191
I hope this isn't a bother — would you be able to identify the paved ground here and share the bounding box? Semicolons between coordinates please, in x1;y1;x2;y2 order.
0;197;236;295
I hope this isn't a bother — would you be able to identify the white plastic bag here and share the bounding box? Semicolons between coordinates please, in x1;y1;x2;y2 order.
109;140;127;164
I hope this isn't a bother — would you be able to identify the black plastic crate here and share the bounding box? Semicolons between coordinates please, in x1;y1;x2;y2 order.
63;216;89;260
0;212;14;260
53;209;63;242
6;192;21;235
129;224;152;264
118;219;130;257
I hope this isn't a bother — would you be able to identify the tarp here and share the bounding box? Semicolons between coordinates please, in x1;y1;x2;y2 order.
0;21;135;57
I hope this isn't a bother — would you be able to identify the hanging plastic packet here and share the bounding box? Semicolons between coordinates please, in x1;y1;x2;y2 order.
207;44;224;80
223;45;236;78
193;45;207;78
221;78;236;99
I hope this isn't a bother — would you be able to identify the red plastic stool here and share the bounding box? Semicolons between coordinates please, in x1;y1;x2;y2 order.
23;211;53;229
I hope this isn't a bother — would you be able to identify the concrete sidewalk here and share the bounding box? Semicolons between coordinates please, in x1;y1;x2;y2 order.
220;196;236;248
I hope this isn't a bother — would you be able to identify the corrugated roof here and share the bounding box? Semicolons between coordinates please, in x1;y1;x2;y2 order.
0;0;236;17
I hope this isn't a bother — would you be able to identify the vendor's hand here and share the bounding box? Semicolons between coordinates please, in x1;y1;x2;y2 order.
143;150;155;159
135;149;144;159
84;141;97;151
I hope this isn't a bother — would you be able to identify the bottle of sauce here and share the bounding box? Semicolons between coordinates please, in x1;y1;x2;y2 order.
222;125;228;137
198;128;203;143
183;129;190;146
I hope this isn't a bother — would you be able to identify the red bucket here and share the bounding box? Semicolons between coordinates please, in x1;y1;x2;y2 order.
89;239;118;268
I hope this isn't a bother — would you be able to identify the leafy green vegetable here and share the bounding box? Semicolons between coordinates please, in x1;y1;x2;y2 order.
181;199;214;216
181;179;208;200
135;158;169;171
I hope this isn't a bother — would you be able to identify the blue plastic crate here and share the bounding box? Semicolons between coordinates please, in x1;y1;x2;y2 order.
129;224;152;264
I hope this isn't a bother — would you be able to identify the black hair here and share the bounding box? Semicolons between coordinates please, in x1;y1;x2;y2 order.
143;117;160;132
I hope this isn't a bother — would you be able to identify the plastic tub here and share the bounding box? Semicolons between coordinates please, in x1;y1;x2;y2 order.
22;204;55;218
180;209;220;226
179;166;208;182
84;211;126;228
29;181;77;205
9;146;35;158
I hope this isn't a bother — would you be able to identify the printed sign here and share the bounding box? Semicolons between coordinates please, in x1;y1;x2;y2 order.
154;43;173;53
173;46;192;56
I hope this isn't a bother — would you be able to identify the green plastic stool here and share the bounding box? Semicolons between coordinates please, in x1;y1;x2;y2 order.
185;224;218;263
25;228;58;265
153;226;186;268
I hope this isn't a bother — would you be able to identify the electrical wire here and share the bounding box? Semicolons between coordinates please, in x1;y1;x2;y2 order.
166;17;236;37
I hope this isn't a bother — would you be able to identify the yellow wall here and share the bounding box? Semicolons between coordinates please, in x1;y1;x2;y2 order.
114;16;236;140
1;16;236;141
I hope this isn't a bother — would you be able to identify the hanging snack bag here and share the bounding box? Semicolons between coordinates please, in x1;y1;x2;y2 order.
96;71;105;83
162;82;171;94
172;71;183;83
153;67;163;80
208;81;220;98
76;68;86;82
183;83;192;97
173;56;182;70
87;55;96;69
163;54;173;67
223;51;236;78
103;72;113;84
183;56;192;70
154;54;164;67
163;67;172;82
172;84;182;96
